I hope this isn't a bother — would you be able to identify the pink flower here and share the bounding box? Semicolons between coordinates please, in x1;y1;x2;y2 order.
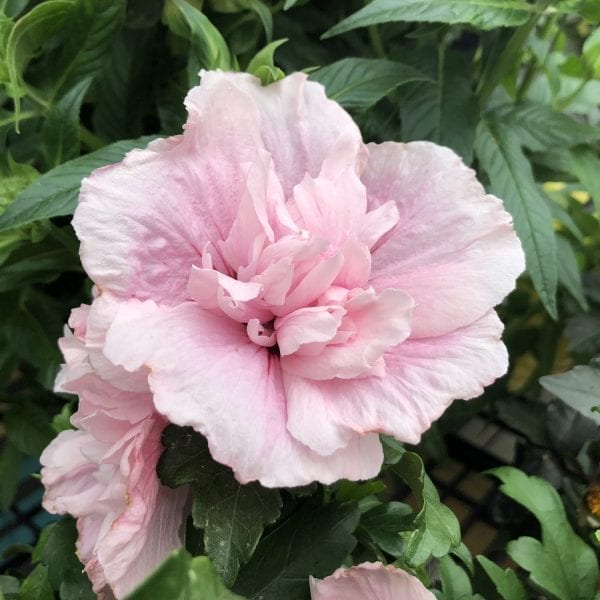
72;71;523;487
309;562;435;599
40;296;189;599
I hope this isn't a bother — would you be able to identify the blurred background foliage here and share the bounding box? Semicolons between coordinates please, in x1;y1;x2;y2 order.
0;0;600;598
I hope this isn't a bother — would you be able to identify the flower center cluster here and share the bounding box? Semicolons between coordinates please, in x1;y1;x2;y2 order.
186;154;413;381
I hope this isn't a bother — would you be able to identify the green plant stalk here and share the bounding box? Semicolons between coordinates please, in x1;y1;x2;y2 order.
79;127;106;152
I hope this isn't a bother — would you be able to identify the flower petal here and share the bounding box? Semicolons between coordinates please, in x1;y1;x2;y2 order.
362;141;524;337
284;310;507;453
104;300;383;487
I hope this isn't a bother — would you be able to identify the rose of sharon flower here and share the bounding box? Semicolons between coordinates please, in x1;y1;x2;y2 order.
309;562;435;600
72;71;523;487
40;295;189;599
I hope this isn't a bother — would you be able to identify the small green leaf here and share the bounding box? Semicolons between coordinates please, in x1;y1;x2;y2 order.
322;0;534;39
540;360;600;425
555;235;588;311
310;57;430;110
438;555;481;600
475;118;558;318
392;452;461;566
125;550;244;600
158;426;281;585
246;38;286;85
489;467;599;600
19;565;53;600
477;555;527;600
0;136;156;232
232;502;360;600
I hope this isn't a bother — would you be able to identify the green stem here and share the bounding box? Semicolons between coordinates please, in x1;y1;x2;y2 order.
0;111;39;129
368;25;386;58
79;127;106;151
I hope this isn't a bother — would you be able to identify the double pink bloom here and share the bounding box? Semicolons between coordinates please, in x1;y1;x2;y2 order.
41;71;524;596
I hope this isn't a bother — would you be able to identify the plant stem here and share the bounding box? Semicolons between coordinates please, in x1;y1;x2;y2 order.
368;25;386;58
0;111;40;129
79;127;106;151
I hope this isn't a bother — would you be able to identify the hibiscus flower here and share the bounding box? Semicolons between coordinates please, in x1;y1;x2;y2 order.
69;71;523;487
40;296;189;598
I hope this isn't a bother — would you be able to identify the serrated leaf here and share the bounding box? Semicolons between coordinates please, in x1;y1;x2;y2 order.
477;555;527;600
359;501;412;556
310;57;430;110
540;360;600;425
490;467;598;600
0;136;156;232
399;51;477;163
392;452;461;566
43;78;91;168
475;118;557;318
322;0;534;39
232;502;360;600
158;426;281;585
47;0;126;101
19;565;53;600
125;550;244;600
494;102;600;152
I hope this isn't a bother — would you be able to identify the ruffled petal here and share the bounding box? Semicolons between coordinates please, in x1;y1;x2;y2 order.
362;141;524;337
284;311;507;453
104;300;383;487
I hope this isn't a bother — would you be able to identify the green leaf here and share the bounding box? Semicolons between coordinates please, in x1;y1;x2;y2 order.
310;57;430;110
475;118;558;318
164;0;234;86
322;0;534;39
0;136;155;232
246;38;286;86
19;565;53;600
360;501;412;556
6;0;74;121
489;467;599;600
540;360;600;425
0;442;24;512
158;426;281;585
555;235;588;311
125;550;244;600
569;145;600;213
565;314;600;355
209;0;273;42
336;479;386;503
5;400;54;457
0;575;20;600
36;519;95;599
438;555;480;600
399;51;478;163
392;452;461;566
494;103;600;153
232;502;360;600
42;78;91;168
47;0;126;101
477;555;527;600
0;157;39;212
